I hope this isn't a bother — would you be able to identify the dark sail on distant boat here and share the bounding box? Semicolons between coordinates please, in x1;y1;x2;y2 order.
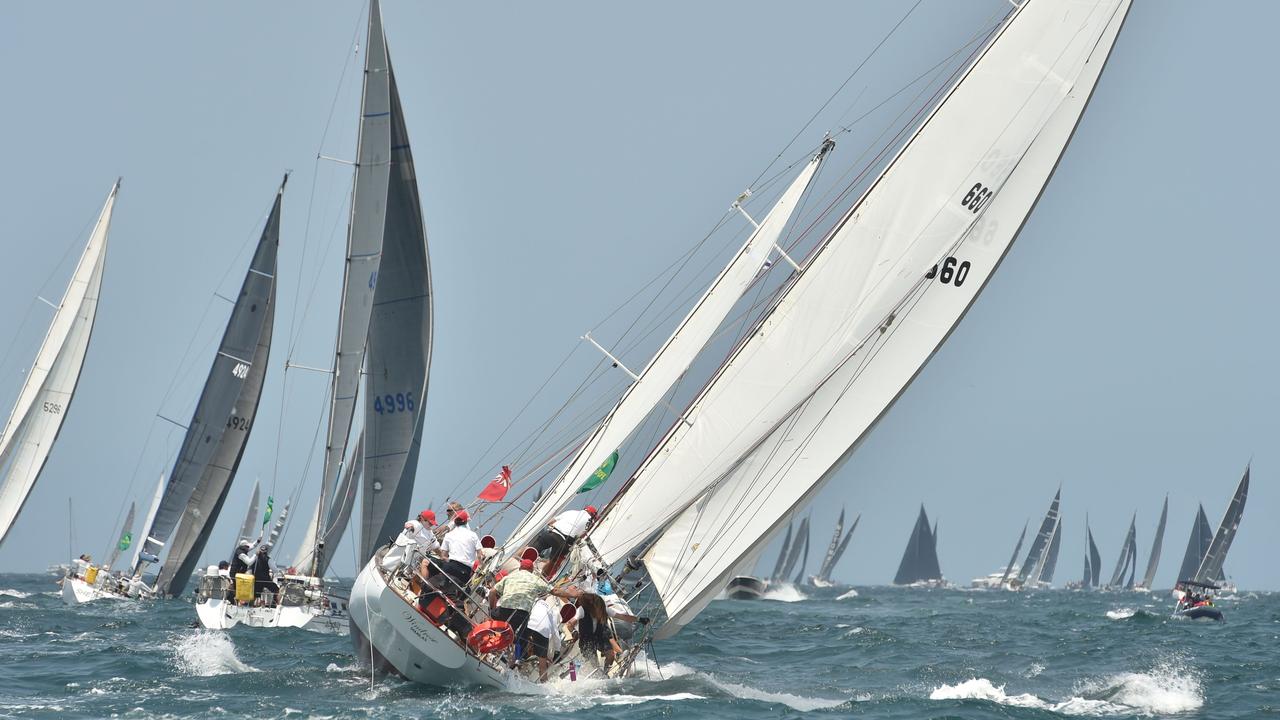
778;517;810;582
1018;489;1060;583
894;506;942;585
770;522;793;582
792;524;810;586
1193;466;1249;585
1087;521;1102;588
1176;504;1214;582
1139;495;1168;588
999;521;1028;586
817;513;859;583
1107;513;1138;589
1040;521;1061;583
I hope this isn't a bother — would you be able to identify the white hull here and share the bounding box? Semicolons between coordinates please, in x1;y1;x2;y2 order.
61;576;131;605
349;556;511;689
807;577;837;589
195;597;349;635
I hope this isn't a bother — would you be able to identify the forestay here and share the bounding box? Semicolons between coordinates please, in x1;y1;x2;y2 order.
137;179;281;595
595;0;1130;568
638;0;1131;636
503;144;831;556
1193;466;1248;585
0;181;115;547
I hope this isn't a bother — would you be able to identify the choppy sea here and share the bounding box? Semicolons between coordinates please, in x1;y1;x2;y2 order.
1;573;1277;718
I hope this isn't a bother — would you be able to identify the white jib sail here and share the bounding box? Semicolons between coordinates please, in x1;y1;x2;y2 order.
0;181;117;547
640;0;1131;636
130;472;166;572
501;144;832;555
592;0;1129;569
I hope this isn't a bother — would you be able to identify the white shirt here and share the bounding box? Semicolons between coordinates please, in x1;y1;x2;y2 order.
551;510;592;538
527;599;562;652
403;520;440;552
441;525;481;565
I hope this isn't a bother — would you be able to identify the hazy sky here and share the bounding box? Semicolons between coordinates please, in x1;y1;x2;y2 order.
1;1;1276;590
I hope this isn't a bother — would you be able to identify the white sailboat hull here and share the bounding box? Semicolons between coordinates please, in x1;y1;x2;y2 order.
195;597;349;635
349;556;509;689
61;576;129;605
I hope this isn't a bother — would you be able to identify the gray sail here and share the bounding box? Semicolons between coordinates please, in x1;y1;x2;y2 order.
778;516;810;581
103;501;136;572
313;432;363;577
1194;466;1249;585
1176;504;1213;581
1087;524;1102;587
1125;533;1137;588
821;514;859;582
894;506;942;585
770;523;793;581
998;520;1029;586
237;481;260;545
151;179;282;594
1018;490;1061;583
816;509;845;580
1107;513;1136;588
136;179;282;594
1140;496;1168;588
792;522;810;586
357;44;433;564
1039;520;1061;584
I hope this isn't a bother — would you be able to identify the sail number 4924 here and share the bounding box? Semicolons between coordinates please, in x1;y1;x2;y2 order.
374;392;416;415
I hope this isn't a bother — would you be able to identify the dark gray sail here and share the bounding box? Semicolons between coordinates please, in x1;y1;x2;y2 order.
1087;522;1102;588
1107;513;1136;588
792;523;810;586
820;514;859;582
1018;490;1061;583
1194;466;1249;585
816;509;845;581
894;506;942;585
357;36;434;565
1039;520;1061;584
770;523;794;581
136;179;281;594
778;516;810;581
999;520;1029;586
1176;504;1214;581
1139;496;1168;588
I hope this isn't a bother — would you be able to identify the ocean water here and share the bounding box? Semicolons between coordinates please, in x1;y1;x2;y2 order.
1;574;1277;718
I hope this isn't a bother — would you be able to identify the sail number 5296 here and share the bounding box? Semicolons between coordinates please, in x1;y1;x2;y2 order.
374;391;415;415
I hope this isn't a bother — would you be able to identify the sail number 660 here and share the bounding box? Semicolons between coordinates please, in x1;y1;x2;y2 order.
962;183;993;213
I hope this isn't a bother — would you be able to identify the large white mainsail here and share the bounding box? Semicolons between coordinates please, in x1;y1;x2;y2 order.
0;181;116;547
135;179;283;596
590;0;1131;567
295;0;393;575
634;0;1132;636
501;143;832;556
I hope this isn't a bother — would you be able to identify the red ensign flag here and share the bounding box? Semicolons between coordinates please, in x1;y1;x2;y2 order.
478;465;512;502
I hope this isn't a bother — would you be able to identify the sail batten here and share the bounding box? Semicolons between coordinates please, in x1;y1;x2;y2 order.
0;181;116;547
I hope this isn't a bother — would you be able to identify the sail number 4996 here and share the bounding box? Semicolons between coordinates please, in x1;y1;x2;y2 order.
926;257;972;287
374;392;416;415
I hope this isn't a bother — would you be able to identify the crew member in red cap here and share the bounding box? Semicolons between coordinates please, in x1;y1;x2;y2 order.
488;557;576;672
532;505;599;577
439;509;480;590
409;509;440;578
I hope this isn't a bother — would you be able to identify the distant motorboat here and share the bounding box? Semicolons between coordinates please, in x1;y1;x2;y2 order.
725;576;767;600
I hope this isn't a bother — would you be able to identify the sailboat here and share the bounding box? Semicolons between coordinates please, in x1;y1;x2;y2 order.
1067;516;1103;590
1134;495;1167;591
893;506;944;587
349;0;1133;688
200;0;433;635
972;520;1027;589
809;509;858;587
1105;512;1138;589
2;182;116;569
1174;466;1248;620
1016;489;1061;589
110;177;282;608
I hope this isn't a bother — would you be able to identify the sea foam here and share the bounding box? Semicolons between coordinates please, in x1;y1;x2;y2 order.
761;583;807;602
172;630;257;676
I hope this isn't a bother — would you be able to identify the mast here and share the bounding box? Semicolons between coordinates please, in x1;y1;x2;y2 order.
634;0;1133;638
0;181;116;547
136;177;283;595
1139;495;1167;588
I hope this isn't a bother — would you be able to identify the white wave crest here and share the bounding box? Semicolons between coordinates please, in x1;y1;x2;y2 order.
932;662;1202;716
836;588;860;600
0;588;32;598
761;583;807;602
1106;607;1136;620
172;631;257;676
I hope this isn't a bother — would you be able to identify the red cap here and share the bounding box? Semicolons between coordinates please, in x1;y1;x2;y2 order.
519;558;534;571
455;510;470;523
585;505;598;516
418;509;437;526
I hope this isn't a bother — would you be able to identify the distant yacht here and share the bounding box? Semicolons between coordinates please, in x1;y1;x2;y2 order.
1174;466;1248;621
894;506;944;587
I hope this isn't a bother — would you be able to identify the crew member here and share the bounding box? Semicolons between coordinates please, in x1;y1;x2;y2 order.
533;505;598;575
439;510;480;591
230;541;253;576
524;597;562;681
252;545;278;605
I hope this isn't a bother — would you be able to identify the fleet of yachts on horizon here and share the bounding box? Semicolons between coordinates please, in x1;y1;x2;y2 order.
0;0;1237;691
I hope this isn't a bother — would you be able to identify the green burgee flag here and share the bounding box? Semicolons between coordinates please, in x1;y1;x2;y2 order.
262;495;274;528
577;451;618;494
117;531;132;552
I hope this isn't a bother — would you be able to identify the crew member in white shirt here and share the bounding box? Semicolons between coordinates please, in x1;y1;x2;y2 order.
533;505;598;575
438;510;480;589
